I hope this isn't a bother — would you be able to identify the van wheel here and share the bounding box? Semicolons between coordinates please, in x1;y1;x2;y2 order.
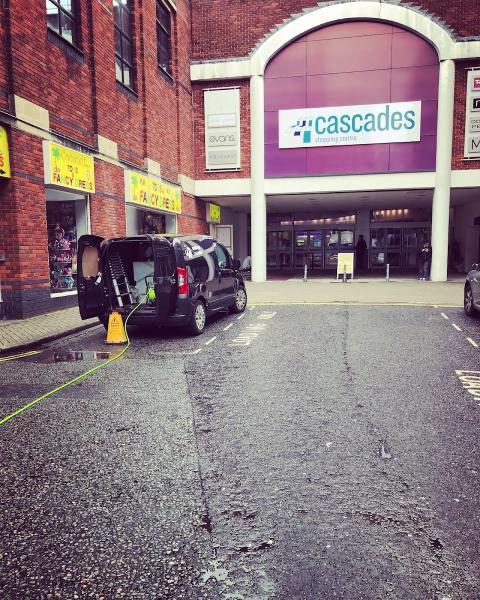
99;315;109;330
188;300;206;335
464;284;479;317
229;287;247;314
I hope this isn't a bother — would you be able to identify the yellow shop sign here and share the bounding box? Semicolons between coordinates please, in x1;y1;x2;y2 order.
43;141;95;192
0;126;11;178
206;202;221;223
125;171;182;214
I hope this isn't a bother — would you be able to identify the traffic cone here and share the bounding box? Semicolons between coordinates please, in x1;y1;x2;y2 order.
105;311;127;344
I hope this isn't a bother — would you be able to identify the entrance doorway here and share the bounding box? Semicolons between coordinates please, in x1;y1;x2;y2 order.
267;227;355;273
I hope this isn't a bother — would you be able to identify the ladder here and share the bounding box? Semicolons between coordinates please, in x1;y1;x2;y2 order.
108;253;133;307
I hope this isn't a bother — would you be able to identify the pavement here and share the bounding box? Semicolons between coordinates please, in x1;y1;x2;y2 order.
0;276;464;353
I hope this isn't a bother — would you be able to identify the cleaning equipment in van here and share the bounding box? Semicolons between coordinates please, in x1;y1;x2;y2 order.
108;253;133;307
0;296;147;428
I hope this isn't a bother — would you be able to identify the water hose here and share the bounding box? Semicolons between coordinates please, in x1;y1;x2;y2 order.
0;297;147;427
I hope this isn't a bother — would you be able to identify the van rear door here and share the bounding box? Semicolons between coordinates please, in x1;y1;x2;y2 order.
77;235;106;319
152;237;176;326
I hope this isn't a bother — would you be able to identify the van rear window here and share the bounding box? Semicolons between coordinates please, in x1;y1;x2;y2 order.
154;247;175;276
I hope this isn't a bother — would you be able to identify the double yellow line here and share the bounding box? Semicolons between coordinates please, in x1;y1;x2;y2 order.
0;350;40;363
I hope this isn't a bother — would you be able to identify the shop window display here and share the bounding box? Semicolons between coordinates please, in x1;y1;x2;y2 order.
47;202;78;291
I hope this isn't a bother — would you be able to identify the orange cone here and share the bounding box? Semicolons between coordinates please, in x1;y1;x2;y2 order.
105;311;127;344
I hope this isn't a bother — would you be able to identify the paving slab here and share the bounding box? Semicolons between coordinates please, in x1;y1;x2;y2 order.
0;307;98;354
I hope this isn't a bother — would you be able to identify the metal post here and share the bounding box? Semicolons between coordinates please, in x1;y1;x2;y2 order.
303;264;308;283
386;263;390;282
343;264;347;283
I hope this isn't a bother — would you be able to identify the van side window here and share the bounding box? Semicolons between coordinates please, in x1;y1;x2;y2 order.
215;245;229;269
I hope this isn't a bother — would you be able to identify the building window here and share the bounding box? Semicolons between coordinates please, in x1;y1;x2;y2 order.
46;0;77;46
114;0;134;89
156;1;172;76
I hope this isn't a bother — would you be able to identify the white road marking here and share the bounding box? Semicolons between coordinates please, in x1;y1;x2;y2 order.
440;312;449;320
205;336;217;346
467;337;479;348
192;348;202;354
455;370;480;402
433;305;439;308
230;323;267;347
237;313;245;320
452;323;462;331
249;306;256;311
258;311;276;320
223;323;233;331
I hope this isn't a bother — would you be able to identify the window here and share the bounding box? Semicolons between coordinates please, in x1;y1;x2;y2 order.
215;245;229;269
156;1;172;75
46;0;77;46
113;0;134;89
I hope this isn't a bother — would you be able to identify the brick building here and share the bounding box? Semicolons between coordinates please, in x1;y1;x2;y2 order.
0;0;202;319
1;1;480;319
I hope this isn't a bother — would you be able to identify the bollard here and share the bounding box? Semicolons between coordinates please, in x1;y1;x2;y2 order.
386;263;390;282
303;263;308;283
343;264;347;283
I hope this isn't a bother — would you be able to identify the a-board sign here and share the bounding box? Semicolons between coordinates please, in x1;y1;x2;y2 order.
336;252;354;280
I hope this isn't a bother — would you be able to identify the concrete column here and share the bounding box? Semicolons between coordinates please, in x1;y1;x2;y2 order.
250;74;267;282
431;59;455;281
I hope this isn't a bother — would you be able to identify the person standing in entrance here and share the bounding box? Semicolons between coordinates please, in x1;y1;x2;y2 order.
417;241;432;280
355;234;368;272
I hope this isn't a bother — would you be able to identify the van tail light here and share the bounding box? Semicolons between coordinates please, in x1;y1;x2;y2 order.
177;266;189;296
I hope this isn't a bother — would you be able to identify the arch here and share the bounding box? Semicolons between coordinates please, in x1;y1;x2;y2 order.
250;1;455;76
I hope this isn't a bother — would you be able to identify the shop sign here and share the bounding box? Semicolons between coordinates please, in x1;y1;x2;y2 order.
336;253;354;280
204;88;241;170
125;171;182;214
43;141;95;192
464;70;480;159
206;202;221;224
0;126;11;178
279;101;422;149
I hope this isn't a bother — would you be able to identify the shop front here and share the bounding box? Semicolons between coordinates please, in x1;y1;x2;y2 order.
124;170;181;236
43;141;94;297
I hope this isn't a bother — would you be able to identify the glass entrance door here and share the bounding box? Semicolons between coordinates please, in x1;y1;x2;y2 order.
324;230;355;270
267;230;292;271
294;230;324;271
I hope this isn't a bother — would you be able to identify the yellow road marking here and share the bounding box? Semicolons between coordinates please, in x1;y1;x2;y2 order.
248;302;462;307
0;350;40;362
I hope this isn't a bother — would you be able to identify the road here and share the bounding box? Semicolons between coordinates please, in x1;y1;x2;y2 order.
0;304;479;599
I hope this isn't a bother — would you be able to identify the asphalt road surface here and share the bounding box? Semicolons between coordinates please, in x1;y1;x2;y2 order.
1;304;479;599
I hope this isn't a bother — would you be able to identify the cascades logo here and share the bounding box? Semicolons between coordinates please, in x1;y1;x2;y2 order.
279;101;422;149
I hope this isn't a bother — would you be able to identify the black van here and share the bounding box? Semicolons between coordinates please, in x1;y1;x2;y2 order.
77;234;247;335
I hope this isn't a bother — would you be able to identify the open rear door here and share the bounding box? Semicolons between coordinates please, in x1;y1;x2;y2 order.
77;235;106;319
153;237;176;326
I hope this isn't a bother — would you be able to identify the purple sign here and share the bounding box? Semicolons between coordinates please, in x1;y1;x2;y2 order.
264;21;439;177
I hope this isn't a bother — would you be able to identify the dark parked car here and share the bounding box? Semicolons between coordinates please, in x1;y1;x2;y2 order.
77;234;247;335
464;263;480;317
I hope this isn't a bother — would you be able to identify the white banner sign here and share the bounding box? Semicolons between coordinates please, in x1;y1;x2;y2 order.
279;102;421;149
204;88;241;170
464;70;480;159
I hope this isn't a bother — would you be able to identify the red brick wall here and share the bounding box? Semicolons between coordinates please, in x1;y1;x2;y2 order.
90;160;126;239
0;129;49;288
193;80;251;180
178;194;209;234
0;4;10;111
2;0;194;179
191;0;480;61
